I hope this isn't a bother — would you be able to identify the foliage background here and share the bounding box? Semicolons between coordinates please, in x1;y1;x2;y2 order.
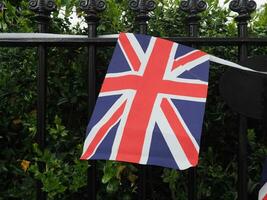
0;0;267;199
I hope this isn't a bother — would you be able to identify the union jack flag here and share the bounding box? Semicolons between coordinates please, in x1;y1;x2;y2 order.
81;33;210;169
259;158;267;200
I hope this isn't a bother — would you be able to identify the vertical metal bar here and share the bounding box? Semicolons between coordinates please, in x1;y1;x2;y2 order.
138;168;147;200
180;1;207;200
238;115;248;200
79;1;106;199
188;168;197;200
29;1;56;200
188;17;199;200
87;22;97;200
237;18;249;200
229;1;257;199
37;40;48;200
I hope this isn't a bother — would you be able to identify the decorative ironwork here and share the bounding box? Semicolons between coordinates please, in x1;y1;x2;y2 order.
29;0;56;15
129;0;156;12
229;0;256;21
180;0;207;18
79;0;106;22
180;0;207;37
29;0;56;32
129;0;156;21
129;0;156;34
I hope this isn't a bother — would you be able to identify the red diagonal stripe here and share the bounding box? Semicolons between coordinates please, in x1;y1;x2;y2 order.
160;99;199;166
119;33;141;71
159;80;208;98
263;194;267;200
172;50;207;71
101;75;141;93
80;101;127;160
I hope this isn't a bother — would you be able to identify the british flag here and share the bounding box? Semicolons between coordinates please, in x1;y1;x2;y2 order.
81;33;210;169
259;158;267;200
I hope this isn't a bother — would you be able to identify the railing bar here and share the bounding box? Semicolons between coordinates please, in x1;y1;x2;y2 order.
235;2;251;196
188;39;198;200
1;37;267;46
86;25;98;200
237;19;249;200
138;167;147;200
34;5;54;200
36;43;47;200
87;43;97;200
238;115;248;200
81;1;105;199
188;168;197;200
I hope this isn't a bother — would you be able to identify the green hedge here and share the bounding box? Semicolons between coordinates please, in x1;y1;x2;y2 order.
0;0;267;199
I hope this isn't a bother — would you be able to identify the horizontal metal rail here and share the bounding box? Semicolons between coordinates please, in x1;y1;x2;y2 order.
1;33;267;47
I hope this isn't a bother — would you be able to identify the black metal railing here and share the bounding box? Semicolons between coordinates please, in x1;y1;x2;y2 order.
0;0;266;200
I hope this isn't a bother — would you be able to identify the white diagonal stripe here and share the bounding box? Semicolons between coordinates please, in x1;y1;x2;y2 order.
99;89;136;97
172;55;210;77
82;94;128;156
155;101;192;170
164;42;178;79
137;36;157;75
126;33;145;58
109;90;136;160
173;50;200;61
139;95;162;164
166;98;200;152
168;77;208;85
162;93;207;103
259;182;267;200
118;39;135;72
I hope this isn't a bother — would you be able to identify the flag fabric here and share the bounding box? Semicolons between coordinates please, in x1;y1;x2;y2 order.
81;32;210;169
259;158;267;200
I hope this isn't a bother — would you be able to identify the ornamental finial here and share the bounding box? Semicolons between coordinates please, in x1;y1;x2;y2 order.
129;0;156;34
29;0;56;32
29;0;56;19
229;0;256;21
79;0;106;22
129;0;156;13
180;0;207;18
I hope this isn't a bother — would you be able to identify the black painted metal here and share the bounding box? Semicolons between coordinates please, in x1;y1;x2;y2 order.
36;44;47;200
229;0;256;21
29;1;56;200
230;0;257;199
80;1;106;199
238;115;248;200
180;0;207;37
29;0;57;33
180;1;207;199
129;0;156;34
1;36;267;47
